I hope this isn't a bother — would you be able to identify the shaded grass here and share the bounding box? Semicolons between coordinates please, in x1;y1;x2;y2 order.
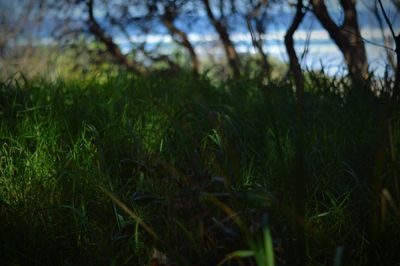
0;72;399;265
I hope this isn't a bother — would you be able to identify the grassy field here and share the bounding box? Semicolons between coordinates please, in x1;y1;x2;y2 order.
0;72;399;265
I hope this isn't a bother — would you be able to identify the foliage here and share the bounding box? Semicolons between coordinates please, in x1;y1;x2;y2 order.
0;72;400;265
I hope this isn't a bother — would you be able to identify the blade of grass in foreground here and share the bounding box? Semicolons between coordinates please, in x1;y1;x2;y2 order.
207;194;275;266
217;225;275;266
101;187;190;265
100;187;159;241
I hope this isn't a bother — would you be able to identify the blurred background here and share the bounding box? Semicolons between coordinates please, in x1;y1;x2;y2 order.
1;0;399;80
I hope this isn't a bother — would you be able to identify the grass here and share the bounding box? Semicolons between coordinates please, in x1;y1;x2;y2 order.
0;71;399;265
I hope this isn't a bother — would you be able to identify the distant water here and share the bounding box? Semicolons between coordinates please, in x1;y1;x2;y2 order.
113;9;398;76
28;7;398;76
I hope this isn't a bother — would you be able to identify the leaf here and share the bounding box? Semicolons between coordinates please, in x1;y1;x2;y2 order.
263;227;275;266
217;250;255;266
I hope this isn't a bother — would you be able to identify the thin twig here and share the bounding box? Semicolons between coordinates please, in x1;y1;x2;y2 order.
339;26;396;52
377;0;398;40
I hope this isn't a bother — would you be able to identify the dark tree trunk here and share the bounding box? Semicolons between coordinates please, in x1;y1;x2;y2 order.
202;0;241;77
395;36;400;99
285;9;305;97
284;1;307;265
311;0;368;81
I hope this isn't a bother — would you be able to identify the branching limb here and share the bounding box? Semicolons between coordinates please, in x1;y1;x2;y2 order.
86;0;146;75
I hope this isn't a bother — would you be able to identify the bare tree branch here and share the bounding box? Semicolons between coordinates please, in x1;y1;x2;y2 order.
365;0;396;70
377;0;397;39
311;0;369;81
202;0;241;77
377;0;400;99
245;0;271;77
157;1;200;74
86;0;146;75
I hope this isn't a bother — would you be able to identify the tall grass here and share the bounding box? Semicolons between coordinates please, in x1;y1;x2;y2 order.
0;71;399;265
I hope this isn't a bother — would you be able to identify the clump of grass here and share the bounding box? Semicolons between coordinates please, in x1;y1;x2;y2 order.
0;72;399;265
